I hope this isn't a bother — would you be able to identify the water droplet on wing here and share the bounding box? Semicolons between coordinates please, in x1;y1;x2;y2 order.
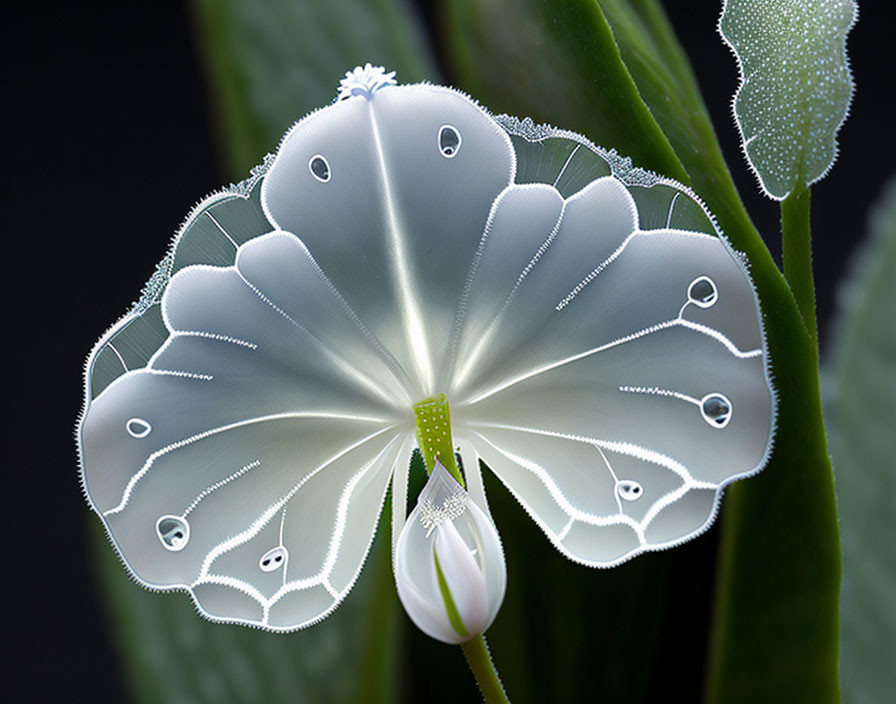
126;417;152;438
617;480;644;501
156;515;190;551
688;276;718;307
439;125;461;158
309;155;330;182
701;393;732;428
259;546;288;572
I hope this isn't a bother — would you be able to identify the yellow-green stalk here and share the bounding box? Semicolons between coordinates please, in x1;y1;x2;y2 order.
412;393;465;487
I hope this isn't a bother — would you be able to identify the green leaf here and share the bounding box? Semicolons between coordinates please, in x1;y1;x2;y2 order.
192;0;439;179
596;0;730;197
439;0;688;183
593;5;841;702
826;178;896;704
719;0;858;200
438;2;841;701
594;1;768;277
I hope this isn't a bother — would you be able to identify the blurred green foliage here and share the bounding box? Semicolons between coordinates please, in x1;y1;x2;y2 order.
826;178;896;704
89;1;864;702
192;0;438;177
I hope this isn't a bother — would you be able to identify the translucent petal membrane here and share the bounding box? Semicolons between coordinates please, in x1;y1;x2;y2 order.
79;76;774;630
261;85;515;399
451;119;773;566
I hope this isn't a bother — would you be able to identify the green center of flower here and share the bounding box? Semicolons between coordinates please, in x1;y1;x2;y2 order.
412;393;465;487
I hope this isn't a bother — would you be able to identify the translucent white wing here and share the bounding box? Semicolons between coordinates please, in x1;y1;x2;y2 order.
87;181;272;400
81;74;775;626
81;80;518;630
451;123;774;565
80;231;414;629
261;84;515;399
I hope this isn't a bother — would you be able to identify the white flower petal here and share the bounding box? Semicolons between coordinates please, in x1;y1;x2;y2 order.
394;462;505;643
434;518;489;638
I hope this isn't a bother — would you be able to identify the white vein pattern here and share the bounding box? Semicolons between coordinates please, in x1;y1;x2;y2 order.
79;76;774;630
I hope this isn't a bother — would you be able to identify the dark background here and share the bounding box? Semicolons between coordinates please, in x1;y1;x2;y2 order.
11;1;893;701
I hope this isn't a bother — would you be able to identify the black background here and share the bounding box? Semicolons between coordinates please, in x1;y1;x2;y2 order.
11;2;893;702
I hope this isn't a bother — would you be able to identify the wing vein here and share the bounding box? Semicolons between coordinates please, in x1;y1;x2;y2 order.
103;412;394;515
235;268;402;407
461;318;761;407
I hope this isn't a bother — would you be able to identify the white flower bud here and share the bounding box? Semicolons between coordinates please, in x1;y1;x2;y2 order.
394;461;506;644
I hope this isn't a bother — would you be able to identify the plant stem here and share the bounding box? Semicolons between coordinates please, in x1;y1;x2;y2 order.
460;635;510;704
781;185;817;347
413;393;465;486
413;397;508;699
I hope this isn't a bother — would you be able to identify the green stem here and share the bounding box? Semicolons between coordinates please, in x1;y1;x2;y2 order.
460;635;510;704
781;186;817;347
413;396;508;700
413;393;465;486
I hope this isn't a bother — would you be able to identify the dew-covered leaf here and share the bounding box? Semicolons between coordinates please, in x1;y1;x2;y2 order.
719;0;858;199
826;178;896;704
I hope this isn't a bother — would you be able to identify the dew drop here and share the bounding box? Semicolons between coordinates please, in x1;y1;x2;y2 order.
439;125;461;158
126;417;152;438
701;393;732;428
259;546;287;572
688;276;718;307
309;155;330;182
156;515;190;551
617;480;644;501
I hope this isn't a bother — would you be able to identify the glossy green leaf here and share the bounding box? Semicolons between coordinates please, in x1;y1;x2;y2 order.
439;2;840;701
598;5;841;702
439;0;688;183
594;1;767;273
596;0;730;197
719;0;858;200
826;178;896;704
90;1;437;701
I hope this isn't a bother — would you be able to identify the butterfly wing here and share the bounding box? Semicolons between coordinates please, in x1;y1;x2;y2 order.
261;84;516;399
451;124;774;565
260;83;520;547
86;182;273;399
82;82;521;628
79;230;413;629
81;75;775;622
